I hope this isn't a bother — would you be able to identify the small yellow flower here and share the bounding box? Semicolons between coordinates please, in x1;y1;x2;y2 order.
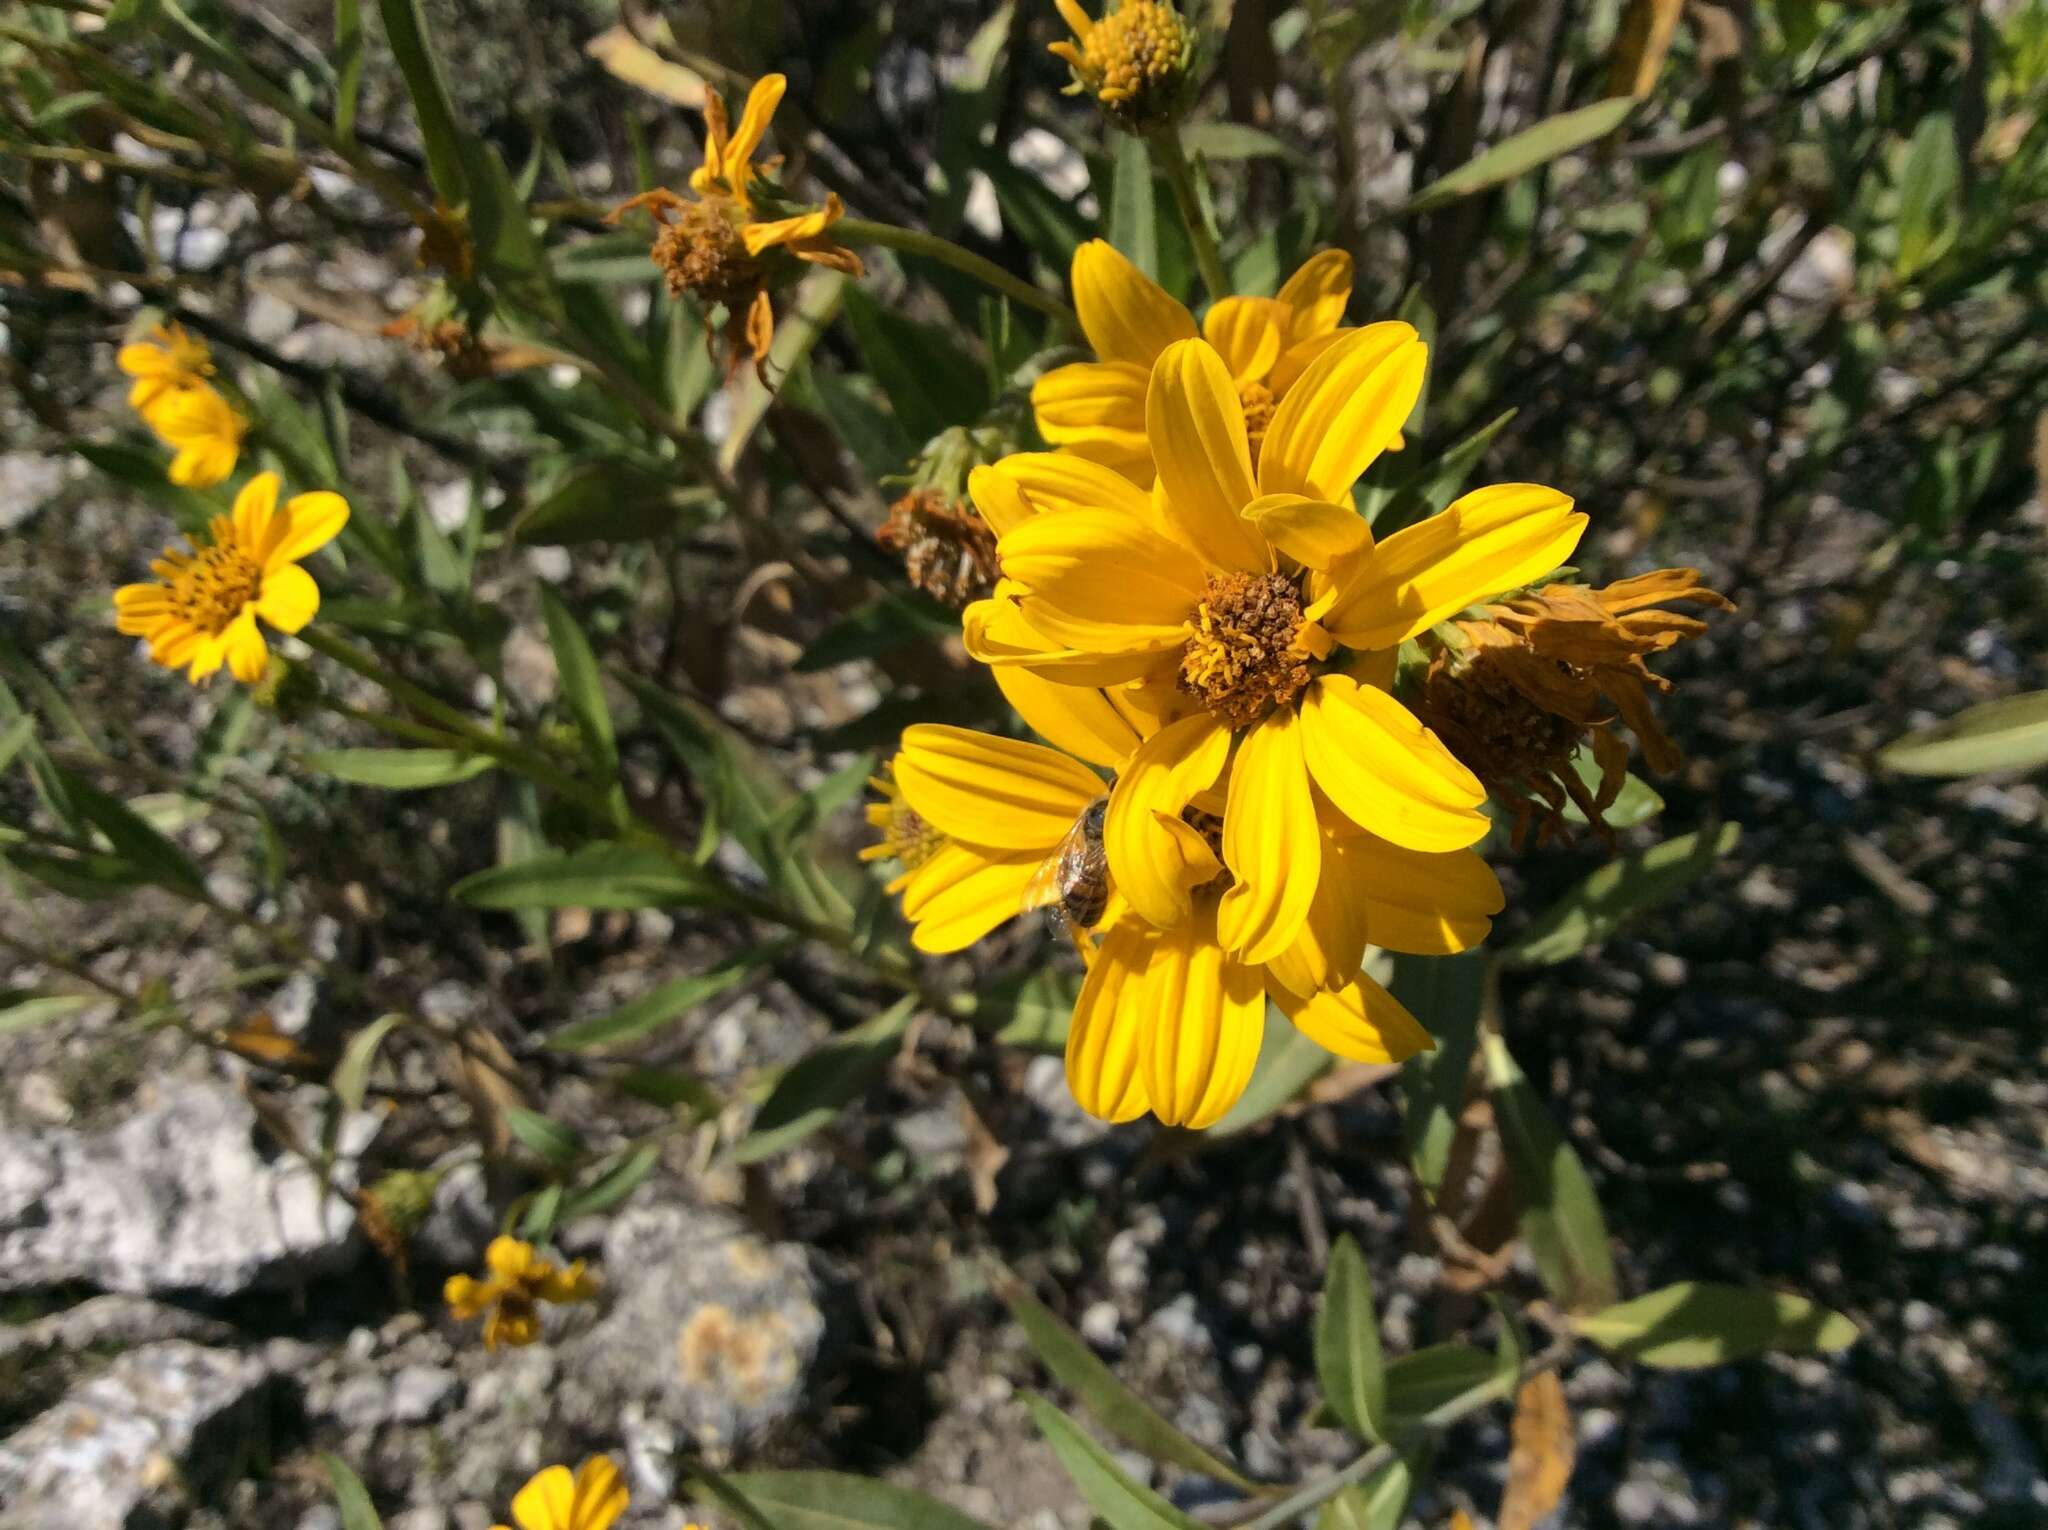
492;1457;628;1530
116;323;213;415
1050;0;1194;128
147;380;249;488
113;471;347;686
444;1235;599;1350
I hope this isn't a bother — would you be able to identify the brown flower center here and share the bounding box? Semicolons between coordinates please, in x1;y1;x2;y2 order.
1238;380;1276;467
1419;646;1586;788
651;195;761;308
163;542;263;635
1179;571;1314;729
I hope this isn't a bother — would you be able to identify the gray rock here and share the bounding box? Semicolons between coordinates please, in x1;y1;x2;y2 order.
390;1364;461;1424
0;1082;374;1296
413;1160;495;1270
565;1203;838;1466
0;1294;235;1368
0;1340;273;1530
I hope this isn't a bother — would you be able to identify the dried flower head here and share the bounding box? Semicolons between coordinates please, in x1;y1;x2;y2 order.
1050;0;1195;130
444;1234;599;1349
1415;568;1734;845
878;488;1000;608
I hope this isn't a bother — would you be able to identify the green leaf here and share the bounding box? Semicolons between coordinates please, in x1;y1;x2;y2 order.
546;940;790;1051
1559;748;1666;828
716;1473;998;1530
538;587;616;779
805;367;915;480
1108;132;1159;278
613;1065;723;1119
722;268;848;473
301;748;496;789
1879;690;2048;778
1025;1396;1208;1530
1395;952;1487;1192
1213;1007;1334;1135
1314;1454;1416;1530
2;846;148;900
1505;824;1741;966
795;595;959;674
64;772;206;898
1179;121;1297;161
322;1453;383;1530
1384;1343;1499;1427
1366;409;1516;532
1483;1032;1618;1312
331;1013;404;1113
451;843;725;910
997;1277;1256;1491
0;716;37;777
1573;1282;1858;1368
510;462;703;545
505;1106;583;1168
840;284;991;445
374;0;468;205
0;990;95;1035
1895;113;1960;279
560;1142;663;1221
730;996;918;1163
1409;97;1637;212
1315;1234;1388;1440
980;966;1080;1052
333;0;364;139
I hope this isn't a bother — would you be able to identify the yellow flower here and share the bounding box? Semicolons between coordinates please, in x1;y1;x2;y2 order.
1032;240;1362;484
971;332;1583;970
117;323;213;415
611;73;863;371
147;380;248;488
1049;0;1194;128
113;471;347;686
445;1235;599;1350
492;1457;628;1530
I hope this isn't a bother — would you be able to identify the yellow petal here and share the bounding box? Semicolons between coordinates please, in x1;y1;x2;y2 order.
997;508;1205;651
1216;707;1320;965
962;590;1168;684
1139;909;1266;1128
1275;249;1353;341
485;1235;533;1281
998;450;1154;522
1201;296;1284;383
1242;494;1372;569
1299;675;1488;852
724;73;787;187
899;842;1045;953
1273;973;1433;1064
1267;328;1347;396
967;465;1035;538
1060;436;1157;488
231;471;280;552
1347;834;1503;956
742;198;841;256
1066;920;1152;1123
1262;828;1372;996
1104;713;1230;928
223;612;269;684
255;564;320;634
1146;339;1269;573
264;491;351;572
169;441;235;489
1258;322;1425;504
1071;238;1197;367
1322;483;1587;651
443;1272;486;1319
894;724;1103;850
512;1466;578;1530
1031;361;1151;462
569;1457;629;1530
1054;0;1095;41
996;665;1143;769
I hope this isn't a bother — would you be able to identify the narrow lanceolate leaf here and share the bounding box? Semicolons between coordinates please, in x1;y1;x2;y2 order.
1500;1371;1575;1530
996;1274;1257;1491
1384;1343;1500;1429
322;1453;384;1530
1483;1034;1618;1313
63;773;206;898
301;748;496;789
505;1106;583;1168
1571;1282;1859;1369
1314;1453;1417;1530
374;0;469;205
1108;131;1159;279
729;997;918;1163
1025;1396;1208;1530
1878;690;2048;778
546;939;792;1051
538;587;617;777
1894;112;1960;279
331;1013;404;1113
1409;97;1636;211
1395;951;1487;1192
1504;824;1741;967
0;990;95;1035
451;843;724;910
716;1472;999;1530
1315;1234;1389;1441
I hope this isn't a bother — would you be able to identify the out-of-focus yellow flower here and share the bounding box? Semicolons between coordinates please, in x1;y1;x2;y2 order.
1032;240;1367;485
492;1457;628;1530
147;381;248;488
113;471;347;686
1049;0;1194;129
445;1235;599;1350
611;73;863;372
116;323;213;414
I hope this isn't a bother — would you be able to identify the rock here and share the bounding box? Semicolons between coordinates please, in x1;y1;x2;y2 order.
0;1340;273;1530
565;1203;839;1467
0;1081;374;1297
0;1293;235;1368
390;1364;461;1424
413;1160;496;1270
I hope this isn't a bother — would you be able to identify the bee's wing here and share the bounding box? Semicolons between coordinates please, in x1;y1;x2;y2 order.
1020;820;1085;915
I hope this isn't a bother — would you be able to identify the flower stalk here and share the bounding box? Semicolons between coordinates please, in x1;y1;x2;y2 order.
834;217;1079;328
1149;123;1232;301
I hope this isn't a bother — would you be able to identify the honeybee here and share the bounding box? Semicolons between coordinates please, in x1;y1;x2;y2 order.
1025;796;1111;933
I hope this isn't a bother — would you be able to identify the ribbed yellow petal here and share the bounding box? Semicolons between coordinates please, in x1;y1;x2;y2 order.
1262;829;1372;997
1201;296;1284;383
264;491;350;572
1147;339;1269;573
254;564;319;634
169;441;235;489
1299;675;1488;852
1347;834;1503;956
1054;0;1095;41
995;665;1143;769
1258;322;1425;504
997;509;1204;650
1031;361;1151;462
1216;707;1320;965
1140;909;1266;1129
724;73;787;188
1066;919;1152;1124
116;343;175;379
1273;974;1434;1064
1276;249;1353;341
894;724;1103;850
1267;329;1346;396
1322;483;1587;651
899;844;1045;954
568;1458;629;1530
968;465;1035;538
999;450;1155;522
1072;238;1197;367
231;472;279;551
1104;713;1230;927
512;1466;577;1530
742;198;842;256
1242;494;1372;570
962;592;1170;684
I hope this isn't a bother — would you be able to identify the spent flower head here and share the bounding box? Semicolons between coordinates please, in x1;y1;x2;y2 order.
1050;0;1196;130
445;1234;598;1350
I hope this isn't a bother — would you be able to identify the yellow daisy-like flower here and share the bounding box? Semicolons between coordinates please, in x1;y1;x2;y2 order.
147;380;248;489
492;1457;629;1530
1049;0;1194;129
1032;240;1362;484
445;1235;599;1351
612;73;863;371
113;471;347;686
971;330;1585;973
117;322;213;415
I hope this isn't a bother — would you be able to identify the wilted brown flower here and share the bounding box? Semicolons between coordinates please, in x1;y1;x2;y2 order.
877;488;1000;608
1415;568;1733;846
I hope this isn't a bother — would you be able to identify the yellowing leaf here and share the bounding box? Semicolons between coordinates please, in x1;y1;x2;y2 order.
584;26;706;108
1501;1370;1575;1530
1608;0;1686;98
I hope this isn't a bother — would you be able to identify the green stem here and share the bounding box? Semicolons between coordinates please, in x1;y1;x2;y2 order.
1149;124;1231;302
835;218;1078;329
